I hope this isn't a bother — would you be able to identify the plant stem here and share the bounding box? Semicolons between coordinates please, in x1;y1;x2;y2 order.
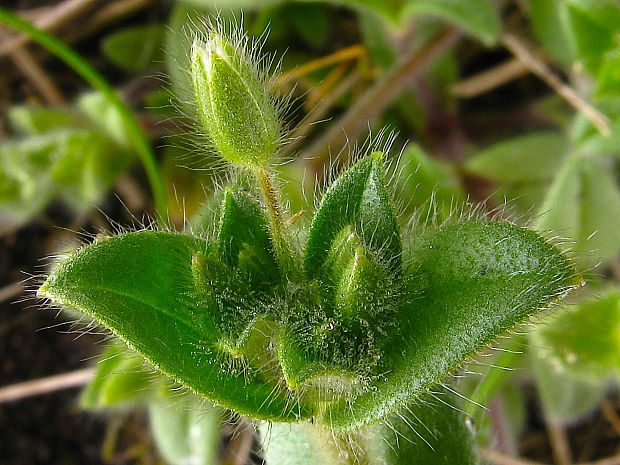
0;367;94;403
502;31;610;137
281;69;363;158
0;0;101;58
301;28;460;164
276;44;364;86
6;39;66;105
0;7;168;218
0;281;24;304
257;167;294;277
546;419;573;465
479;447;549;465
450;55;535;98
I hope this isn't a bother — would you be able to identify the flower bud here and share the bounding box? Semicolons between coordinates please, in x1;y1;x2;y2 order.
191;32;280;168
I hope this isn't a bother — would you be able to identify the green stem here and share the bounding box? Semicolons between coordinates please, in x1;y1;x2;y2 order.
0;8;167;219
257;167;293;278
260;421;373;465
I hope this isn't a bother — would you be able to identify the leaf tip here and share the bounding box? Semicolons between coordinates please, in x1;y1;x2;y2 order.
36;281;51;299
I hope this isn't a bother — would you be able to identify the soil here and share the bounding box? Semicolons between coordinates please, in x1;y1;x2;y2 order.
0;220;108;464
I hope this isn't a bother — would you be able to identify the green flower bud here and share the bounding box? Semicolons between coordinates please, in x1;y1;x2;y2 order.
191;32;280;168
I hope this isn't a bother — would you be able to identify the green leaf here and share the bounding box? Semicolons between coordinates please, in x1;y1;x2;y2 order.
309;0;402;23
322;221;577;430
260;422;338;465
289;4;330;49
0;125;132;226
463;132;568;214
397;143;465;222
534;363;609;424
531;332;611;424
8;105;83;135
378;389;478;465
464;133;568;183
358;10;398;70
184;0;284;8
534;289;620;378
535;154;581;241
578;156;620;264
305;153;401;278
572;102;620;157
189;191;225;234
38;231;314;421
149;393;222;465
566;0;620;74
530;289;620;424
596;44;620;97
527;0;576;66
536;154;620;267
401;0;501;45
51;130;132;210
0;133;64;226
80;342;158;409
531;289;620;424
217;188;278;282
101;24;165;72
77;92;130;149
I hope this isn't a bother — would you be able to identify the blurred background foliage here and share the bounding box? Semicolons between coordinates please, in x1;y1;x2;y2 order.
2;0;620;464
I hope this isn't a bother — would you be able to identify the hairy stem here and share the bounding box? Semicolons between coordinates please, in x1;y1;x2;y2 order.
0;7;168;218
257;168;294;278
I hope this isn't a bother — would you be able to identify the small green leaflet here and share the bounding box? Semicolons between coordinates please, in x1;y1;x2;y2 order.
305;152;401;278
149;394;222;465
80;342;159;409
101;24;166;72
536;154;620;268
400;0;500;45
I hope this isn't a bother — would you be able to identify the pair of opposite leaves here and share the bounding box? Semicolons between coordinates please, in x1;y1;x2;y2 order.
39;152;577;431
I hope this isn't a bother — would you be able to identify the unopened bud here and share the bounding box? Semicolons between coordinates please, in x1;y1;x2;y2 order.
191;32;280;168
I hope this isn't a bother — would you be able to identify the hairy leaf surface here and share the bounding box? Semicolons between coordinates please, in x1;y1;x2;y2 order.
39;216;576;429
322;221;577;430
39;231;313;421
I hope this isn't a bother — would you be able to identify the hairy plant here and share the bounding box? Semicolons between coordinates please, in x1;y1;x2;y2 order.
38;21;579;464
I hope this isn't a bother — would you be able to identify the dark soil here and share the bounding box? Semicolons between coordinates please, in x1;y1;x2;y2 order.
0;221;107;464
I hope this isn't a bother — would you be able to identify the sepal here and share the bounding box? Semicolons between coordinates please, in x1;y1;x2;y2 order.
305;153;401;279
